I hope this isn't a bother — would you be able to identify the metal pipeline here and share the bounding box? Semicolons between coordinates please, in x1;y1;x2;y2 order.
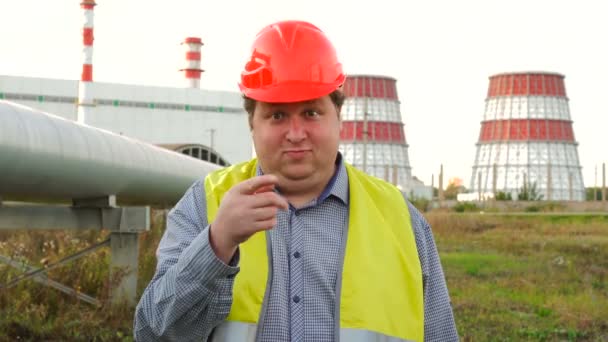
0;100;220;205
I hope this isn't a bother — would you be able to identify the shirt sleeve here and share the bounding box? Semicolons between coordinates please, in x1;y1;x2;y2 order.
134;179;240;341
406;200;459;341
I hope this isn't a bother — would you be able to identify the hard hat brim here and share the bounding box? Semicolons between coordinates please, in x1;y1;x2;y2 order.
239;77;344;103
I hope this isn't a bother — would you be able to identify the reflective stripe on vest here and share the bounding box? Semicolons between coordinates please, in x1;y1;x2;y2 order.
210;321;257;342
340;328;417;342
210;322;416;342
204;159;424;341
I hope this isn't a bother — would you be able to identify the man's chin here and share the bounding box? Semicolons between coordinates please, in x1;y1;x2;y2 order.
278;167;315;181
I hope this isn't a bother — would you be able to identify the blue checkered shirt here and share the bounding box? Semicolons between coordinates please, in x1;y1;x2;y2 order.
134;157;458;341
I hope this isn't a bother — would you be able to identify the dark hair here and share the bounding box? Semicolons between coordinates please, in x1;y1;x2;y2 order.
243;89;346;128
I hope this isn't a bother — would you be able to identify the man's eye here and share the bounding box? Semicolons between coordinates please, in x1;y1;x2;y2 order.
272;112;285;120
305;110;320;117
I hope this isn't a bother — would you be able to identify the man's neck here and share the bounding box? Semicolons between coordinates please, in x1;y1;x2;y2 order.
280;165;337;208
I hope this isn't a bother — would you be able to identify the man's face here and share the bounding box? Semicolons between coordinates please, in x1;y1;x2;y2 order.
251;95;341;189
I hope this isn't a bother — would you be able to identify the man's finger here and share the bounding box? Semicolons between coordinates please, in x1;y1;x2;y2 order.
251;218;278;231
251;192;289;210
254;184;275;194
252;207;278;221
238;175;279;195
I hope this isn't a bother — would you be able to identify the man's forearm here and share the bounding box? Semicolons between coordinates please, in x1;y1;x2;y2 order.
134;225;239;340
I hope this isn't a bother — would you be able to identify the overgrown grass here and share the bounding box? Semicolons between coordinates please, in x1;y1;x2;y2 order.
428;212;608;341
0;210;167;341
1;210;607;340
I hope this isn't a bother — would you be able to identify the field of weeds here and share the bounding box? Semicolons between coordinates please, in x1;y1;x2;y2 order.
428;212;608;341
1;210;607;341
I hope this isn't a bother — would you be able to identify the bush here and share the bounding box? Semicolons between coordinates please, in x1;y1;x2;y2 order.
410;198;430;212
453;202;480;213
495;191;512;201
525;205;540;212
518;181;543;201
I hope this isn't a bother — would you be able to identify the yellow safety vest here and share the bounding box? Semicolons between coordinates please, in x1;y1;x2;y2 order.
204;159;424;342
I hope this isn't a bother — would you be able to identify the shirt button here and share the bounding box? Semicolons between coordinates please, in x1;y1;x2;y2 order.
293;295;301;303
293;251;301;259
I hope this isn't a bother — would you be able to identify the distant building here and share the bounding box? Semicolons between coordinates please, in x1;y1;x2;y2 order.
409;176;433;200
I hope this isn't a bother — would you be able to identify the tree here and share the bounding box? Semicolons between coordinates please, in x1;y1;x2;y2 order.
495;191;512;201
444;182;466;200
586;187;603;201
517;181;543;201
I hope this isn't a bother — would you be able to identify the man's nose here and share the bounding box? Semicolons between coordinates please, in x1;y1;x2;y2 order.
286;117;306;142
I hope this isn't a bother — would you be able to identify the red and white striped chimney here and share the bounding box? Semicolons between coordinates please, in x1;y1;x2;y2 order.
180;37;204;88
77;0;96;124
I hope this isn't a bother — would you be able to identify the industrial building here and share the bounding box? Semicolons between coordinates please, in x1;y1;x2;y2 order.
339;74;431;198
1;72;435;199
0;2;432;198
468;71;585;201
0;74;251;166
0;1;251;167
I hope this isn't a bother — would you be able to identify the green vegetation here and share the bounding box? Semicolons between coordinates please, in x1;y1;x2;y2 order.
408;192;431;212
429;212;608;341
495;191;513;201
453;202;480;213
518;181;544;201
586;187;606;201
1;211;607;341
0;213;167;341
444;182;467;200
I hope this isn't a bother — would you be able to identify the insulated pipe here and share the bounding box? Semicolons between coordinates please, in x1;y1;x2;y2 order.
0;100;220;205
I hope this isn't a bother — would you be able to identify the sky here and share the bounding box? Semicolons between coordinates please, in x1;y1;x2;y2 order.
1;0;607;188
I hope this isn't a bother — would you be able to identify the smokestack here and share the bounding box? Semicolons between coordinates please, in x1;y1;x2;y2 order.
77;0;96;124
180;37;204;88
438;164;444;201
603;163;606;202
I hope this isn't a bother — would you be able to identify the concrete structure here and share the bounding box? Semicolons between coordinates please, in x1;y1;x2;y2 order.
469;71;585;201
0;75;252;165
339;75;413;192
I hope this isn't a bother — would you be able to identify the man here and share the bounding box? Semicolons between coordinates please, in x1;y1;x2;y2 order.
134;20;458;341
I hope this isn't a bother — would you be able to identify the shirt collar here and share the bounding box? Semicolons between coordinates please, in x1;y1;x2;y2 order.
255;152;349;205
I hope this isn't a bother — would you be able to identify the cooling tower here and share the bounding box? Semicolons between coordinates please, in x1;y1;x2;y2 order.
339;75;412;191
470;71;585;201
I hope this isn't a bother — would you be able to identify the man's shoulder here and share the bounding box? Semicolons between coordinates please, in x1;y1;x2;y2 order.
207;159;257;178
397;193;431;236
204;159;258;189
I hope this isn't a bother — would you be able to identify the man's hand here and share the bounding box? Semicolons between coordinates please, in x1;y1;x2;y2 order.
210;175;289;263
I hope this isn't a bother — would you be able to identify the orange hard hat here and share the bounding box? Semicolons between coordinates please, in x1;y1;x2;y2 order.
239;20;345;103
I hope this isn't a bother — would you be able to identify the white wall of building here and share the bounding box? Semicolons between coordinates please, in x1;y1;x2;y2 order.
0;75;252;164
